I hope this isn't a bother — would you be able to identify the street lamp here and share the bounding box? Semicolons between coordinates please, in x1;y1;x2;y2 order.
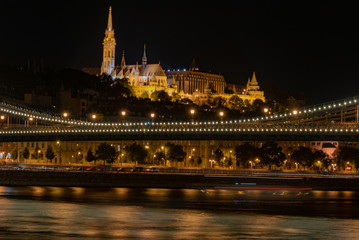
63;112;69;118
263;108;268;114
121;111;126;122
219;111;224;121
150;113;155;123
190;109;195;121
56;140;61;164
92;114;97;120
292;110;298;115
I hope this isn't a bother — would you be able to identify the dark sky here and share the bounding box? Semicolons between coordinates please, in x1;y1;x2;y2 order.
2;0;359;104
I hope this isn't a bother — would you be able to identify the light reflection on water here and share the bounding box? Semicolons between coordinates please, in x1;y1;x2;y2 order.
0;187;359;239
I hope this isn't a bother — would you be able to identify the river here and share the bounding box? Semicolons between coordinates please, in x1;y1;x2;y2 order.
0;186;358;239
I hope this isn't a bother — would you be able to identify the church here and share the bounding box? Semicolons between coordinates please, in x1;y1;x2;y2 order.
98;6;264;103
100;7;176;98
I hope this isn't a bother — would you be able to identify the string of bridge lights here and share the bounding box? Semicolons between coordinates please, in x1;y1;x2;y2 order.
0;124;358;136
0;96;358;127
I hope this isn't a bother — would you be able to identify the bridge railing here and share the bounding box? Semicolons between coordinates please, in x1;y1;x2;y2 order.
1;95;359;128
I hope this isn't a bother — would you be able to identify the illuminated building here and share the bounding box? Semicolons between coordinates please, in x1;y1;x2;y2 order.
97;6;264;103
166;59;226;94
100;7;176;97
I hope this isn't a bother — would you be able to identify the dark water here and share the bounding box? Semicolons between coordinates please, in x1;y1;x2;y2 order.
0;187;359;239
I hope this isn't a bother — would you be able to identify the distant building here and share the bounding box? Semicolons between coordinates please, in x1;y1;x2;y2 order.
310;141;338;159
166;59;226;95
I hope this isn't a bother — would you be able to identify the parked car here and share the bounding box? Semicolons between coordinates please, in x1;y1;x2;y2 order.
117;167;133;172
132;167;144;172
146;167;160;172
85;167;96;171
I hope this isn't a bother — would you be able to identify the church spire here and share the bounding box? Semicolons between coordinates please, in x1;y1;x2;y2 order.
101;6;116;75
121;51;126;67
107;6;113;31
142;44;147;66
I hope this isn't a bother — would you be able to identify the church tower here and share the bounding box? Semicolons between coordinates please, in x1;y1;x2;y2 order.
101;6;116;75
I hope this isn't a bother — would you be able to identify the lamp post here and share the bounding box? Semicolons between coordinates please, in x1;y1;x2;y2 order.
263;107;269;116
219;111;224;122
56;140;62;164
190;109;195;121
121;110;126;123
150;113;155;123
209;159;214;168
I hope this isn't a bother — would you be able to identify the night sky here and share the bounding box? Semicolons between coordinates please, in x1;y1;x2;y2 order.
2;0;359;104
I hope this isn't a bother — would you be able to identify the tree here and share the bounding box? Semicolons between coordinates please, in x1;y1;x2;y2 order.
86;147;96;163
31;146;42;159
153;150;166;165
139;92;149;99
259;142;286;169
209;97;225;108
111;78;135;98
214;148;224;166
197;156;202;167
252;99;265;113
225;157;234;168
291;147;315;169
96;143;119;164
313;150;330;170
11;148;18;161
45;145;55;163
235;143;258;168
165;142;187;163
226;95;244;111
335;146;359;170
123;143;148;164
22;147;30;160
151;90;171;102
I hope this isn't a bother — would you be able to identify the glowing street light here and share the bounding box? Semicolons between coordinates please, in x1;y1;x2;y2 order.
121;111;126;117
150;113;155;118
218;111;224;121
292;110;298;115
63;112;69;118
92;114;97;119
190;109;195;115
0;115;5;120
